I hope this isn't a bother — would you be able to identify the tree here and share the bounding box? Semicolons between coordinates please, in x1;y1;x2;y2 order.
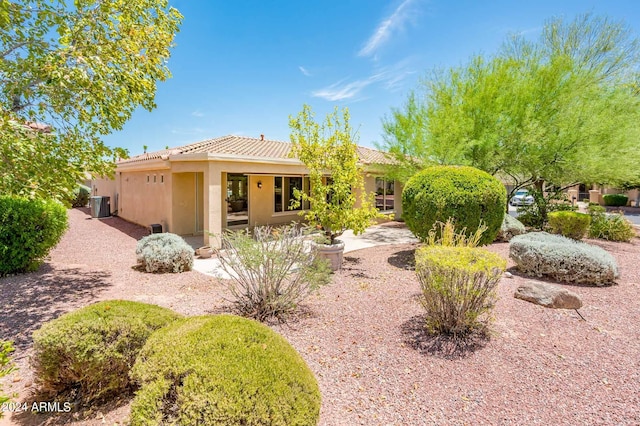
380;13;640;216
289;104;380;244
0;0;182;200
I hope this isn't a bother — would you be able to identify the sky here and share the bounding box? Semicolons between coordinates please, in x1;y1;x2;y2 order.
102;0;640;155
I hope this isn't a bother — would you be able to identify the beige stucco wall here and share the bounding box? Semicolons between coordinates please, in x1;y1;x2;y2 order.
118;170;172;232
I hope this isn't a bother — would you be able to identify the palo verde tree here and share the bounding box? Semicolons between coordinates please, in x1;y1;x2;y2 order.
0;0;182;201
380;13;640;217
289;104;380;244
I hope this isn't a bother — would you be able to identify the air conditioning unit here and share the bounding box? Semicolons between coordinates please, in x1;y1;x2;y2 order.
90;196;111;218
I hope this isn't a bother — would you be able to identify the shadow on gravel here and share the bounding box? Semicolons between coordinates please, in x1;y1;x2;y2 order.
77;207;149;240
401;315;489;360
387;248;416;270
341;256;373;279
0;264;111;355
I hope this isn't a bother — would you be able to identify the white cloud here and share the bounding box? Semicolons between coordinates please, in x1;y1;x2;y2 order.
191;110;205;117
170;127;206;136
358;0;418;57
312;60;415;100
299;66;312;77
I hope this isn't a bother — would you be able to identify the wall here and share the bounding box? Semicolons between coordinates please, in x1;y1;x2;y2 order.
118;170;171;232
249;175;302;227
91;177;118;214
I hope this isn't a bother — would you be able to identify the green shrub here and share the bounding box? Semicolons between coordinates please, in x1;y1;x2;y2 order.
213;224;330;321
588;204;606;215
0;195;68;276
402;166;506;245
66;184;91;208
415;246;506;336
130;315;321;426
516;196;577;229
547;211;591;240
424;218;486;247
589;213;636;242
0;340;16;417
496;214;526;242
509;232;618;285
603;194;628;207
136;233;194;273
31;300;181;403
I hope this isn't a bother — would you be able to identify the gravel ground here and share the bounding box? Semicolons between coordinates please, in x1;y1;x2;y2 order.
1;208;639;425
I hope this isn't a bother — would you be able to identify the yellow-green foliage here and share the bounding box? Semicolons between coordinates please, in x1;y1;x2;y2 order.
0;341;16;418
425;218;487;247
416;246;506;336
130;315;321;426
589;212;636;242
31;301;181;403
548;211;591;240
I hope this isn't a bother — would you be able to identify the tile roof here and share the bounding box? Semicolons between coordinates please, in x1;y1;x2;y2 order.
119;135;395;165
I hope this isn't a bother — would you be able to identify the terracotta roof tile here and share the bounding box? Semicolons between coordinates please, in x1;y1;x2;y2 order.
119;135;395;165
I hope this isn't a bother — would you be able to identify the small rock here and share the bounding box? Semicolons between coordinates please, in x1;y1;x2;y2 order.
514;280;583;309
504;271;513;278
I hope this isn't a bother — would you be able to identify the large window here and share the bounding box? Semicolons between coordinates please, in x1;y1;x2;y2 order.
375;178;394;211
274;176;309;213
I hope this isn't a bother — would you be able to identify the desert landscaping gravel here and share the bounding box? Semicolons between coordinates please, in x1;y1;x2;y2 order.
1;208;639;425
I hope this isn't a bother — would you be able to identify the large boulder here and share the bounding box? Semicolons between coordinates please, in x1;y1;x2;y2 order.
496;214;526;242
514;281;583;309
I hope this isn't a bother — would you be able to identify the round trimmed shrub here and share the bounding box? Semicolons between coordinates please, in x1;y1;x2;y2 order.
136;233;194;273
547;211;591;240
130;315;321;426
0;195;68;276
66;184;91;208
402;166;506;245
31;300;181;403
603;194;628;207
509;232;618;285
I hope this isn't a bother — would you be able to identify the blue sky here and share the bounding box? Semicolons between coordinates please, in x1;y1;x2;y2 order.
102;0;640;155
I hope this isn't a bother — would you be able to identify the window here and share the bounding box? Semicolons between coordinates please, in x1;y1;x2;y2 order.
375;178;394;211
274;176;309;213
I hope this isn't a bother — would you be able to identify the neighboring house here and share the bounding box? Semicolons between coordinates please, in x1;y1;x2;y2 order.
92;135;400;247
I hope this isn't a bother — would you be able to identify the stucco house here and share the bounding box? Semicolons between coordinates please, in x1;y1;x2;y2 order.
92;134;400;247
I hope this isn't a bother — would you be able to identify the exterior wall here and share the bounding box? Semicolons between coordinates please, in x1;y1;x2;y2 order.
91;177;118;214
118;170;172;232
394;181;404;220
248;175;302;227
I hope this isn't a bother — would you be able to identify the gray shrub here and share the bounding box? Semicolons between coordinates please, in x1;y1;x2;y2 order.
509;232;618;285
136;233;194;273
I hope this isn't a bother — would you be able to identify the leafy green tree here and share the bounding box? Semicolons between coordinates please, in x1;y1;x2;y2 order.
380;13;640;215
0;0;182;200
289;104;380;244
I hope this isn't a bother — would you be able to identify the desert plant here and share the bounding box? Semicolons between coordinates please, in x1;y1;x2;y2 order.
509;232;618;285
402;165;506;245
415;246;506;336
496;214;526;242
0;195;68;276
213;224;331;321
588;212;636;242
129;315;321;426
66;184;91;208
136;233;194;273
0;340;16;417
31;300;181;403
424;218;487;247
289;104;381;245
547;211;591;240
516;192;578;229
603;193;628;207
588;204;606;214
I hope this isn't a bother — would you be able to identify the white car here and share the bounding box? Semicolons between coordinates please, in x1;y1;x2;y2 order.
510;189;534;206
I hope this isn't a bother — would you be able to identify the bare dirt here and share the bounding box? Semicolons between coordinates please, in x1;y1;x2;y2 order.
1;208;639;425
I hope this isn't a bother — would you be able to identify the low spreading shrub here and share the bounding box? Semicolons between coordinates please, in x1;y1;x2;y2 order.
603;194;628;207
66;184;91;208
0;195;68;276
588;204;606;215
415;246;506;336
130;315;321;426
547;211;591;240
402;166;506;245
496;214;526;242
213;224;331;321
136;233;194;273
31;301;181;403
509;232;618;285
0;341;16;417
589;212;636;242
